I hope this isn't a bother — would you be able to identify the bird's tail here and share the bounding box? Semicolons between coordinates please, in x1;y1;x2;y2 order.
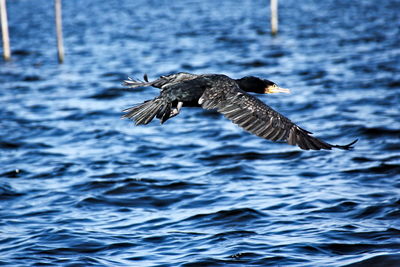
123;74;172;89
121;98;172;125
122;76;153;88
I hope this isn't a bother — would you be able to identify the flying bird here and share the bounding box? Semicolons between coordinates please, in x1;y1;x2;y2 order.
122;72;357;150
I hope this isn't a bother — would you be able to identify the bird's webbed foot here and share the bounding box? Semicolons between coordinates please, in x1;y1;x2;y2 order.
169;101;183;118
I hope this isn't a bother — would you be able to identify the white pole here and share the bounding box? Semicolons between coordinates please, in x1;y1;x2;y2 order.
270;0;278;35
0;0;11;61
55;0;64;63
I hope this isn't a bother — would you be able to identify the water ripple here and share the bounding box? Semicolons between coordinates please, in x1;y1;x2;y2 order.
0;0;399;266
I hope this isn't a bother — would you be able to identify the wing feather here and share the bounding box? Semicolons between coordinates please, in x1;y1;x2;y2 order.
199;84;356;150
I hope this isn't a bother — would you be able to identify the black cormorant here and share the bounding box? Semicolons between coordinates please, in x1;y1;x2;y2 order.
122;72;357;150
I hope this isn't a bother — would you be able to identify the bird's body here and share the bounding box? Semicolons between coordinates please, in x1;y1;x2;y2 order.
122;72;357;150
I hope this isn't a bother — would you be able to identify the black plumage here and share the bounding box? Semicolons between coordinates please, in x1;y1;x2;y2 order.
122;72;357;150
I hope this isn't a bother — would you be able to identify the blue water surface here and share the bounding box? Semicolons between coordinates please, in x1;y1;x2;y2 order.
1;0;400;266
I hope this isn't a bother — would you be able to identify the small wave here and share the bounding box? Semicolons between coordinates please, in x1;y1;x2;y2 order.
29;162;77;179
237;59;273;68
22;75;41;82
0;141;22;149
296;69;328;81
13;49;34;56
37;241;107;255
0;140;51;150
211;230;257;240
315;201;359;214
0;183;23;199
344;163;400;175
353;201;400;220
182;208;266;227
101;71;126;81
77;191;195;209
343;253;400;267
88;87;125;99
0;168;28;178
357;126;400;138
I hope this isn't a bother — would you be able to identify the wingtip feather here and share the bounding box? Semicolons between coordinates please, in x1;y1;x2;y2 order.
331;139;358;150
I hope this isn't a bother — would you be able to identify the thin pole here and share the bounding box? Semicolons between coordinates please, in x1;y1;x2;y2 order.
55;0;64;63
0;0;11;61
270;0;278;35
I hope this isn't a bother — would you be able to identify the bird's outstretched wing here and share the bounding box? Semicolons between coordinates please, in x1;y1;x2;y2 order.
199;84;357;150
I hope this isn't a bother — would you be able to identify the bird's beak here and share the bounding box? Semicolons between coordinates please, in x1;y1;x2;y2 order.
264;84;291;94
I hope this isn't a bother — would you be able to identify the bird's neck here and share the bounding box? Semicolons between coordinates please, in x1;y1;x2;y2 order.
234;78;248;91
235;78;261;93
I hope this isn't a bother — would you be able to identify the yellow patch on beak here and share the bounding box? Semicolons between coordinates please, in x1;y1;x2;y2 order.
264;84;291;94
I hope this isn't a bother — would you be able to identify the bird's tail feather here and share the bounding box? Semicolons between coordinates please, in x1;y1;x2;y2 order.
122;98;172;125
122;77;153;88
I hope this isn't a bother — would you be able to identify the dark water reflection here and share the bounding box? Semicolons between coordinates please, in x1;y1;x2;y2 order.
1;0;400;266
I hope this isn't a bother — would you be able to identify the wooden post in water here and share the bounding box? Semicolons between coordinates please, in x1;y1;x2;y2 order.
270;0;278;35
0;0;11;61
54;0;64;63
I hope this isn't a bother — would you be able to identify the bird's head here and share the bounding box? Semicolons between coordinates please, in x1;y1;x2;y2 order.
236;76;290;94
